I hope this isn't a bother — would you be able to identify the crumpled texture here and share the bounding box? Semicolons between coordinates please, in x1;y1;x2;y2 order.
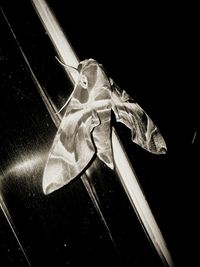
43;59;167;194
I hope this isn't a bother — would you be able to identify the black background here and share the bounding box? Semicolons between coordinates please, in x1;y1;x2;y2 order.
0;1;198;266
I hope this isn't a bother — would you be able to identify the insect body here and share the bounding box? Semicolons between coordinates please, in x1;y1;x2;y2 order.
43;59;166;194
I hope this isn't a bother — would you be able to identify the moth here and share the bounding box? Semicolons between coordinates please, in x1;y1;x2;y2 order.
43;59;166;194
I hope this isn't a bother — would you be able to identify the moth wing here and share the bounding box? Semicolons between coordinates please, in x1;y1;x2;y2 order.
43;107;100;195
111;82;167;154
